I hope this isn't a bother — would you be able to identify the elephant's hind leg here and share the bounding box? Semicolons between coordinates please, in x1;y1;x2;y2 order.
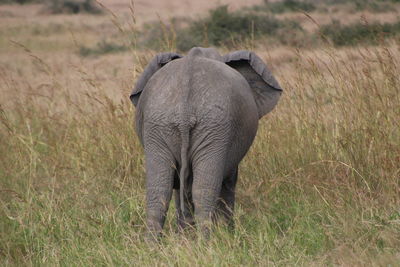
216;168;238;229
144;151;175;241
192;156;225;237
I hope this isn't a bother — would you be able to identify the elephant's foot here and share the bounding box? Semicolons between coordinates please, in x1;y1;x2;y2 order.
193;210;214;239
144;230;163;244
197;220;212;240
214;203;235;230
145;210;167;243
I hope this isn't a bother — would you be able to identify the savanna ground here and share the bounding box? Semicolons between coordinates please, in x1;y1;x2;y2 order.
0;0;399;265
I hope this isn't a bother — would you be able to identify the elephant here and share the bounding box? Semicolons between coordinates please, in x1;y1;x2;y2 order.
130;47;282;239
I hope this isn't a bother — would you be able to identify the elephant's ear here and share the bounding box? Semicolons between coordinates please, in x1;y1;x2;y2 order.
130;52;182;106
224;51;283;118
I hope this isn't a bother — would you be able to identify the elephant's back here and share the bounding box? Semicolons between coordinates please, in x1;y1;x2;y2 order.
139;57;258;123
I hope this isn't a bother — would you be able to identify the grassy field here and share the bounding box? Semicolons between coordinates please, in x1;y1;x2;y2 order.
1;0;400;266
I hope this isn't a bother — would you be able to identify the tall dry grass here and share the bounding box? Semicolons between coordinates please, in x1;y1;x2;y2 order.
1;42;399;265
0;3;399;265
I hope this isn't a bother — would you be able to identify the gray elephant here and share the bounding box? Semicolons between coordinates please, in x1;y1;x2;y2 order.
130;47;282;239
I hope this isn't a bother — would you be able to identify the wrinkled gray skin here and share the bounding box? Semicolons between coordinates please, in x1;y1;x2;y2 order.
130;47;282;240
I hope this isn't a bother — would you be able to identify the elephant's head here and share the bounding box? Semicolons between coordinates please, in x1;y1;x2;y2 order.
130;47;283;118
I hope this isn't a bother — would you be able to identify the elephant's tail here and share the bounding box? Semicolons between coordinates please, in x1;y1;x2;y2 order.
178;54;196;216
179;126;190;215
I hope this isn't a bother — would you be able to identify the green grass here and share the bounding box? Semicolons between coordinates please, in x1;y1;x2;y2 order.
259;0;316;14
321;20;400;46
43;0;102;14
140;5;304;52
1;22;400;267
138;3;400;52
